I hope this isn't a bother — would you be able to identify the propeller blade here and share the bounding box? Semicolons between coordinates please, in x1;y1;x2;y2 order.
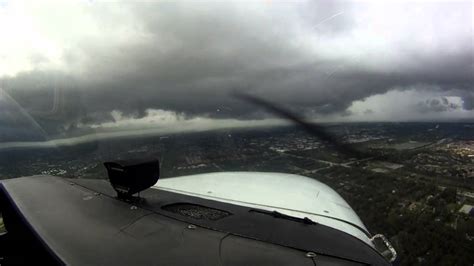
234;93;366;158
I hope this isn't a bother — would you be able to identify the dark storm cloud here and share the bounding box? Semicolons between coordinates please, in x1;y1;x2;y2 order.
416;97;461;113
459;91;474;110
1;0;473;136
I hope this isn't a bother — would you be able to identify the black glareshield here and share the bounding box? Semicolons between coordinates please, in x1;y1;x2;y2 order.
104;158;160;199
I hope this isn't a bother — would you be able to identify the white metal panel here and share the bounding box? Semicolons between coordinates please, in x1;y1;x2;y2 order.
153;172;373;245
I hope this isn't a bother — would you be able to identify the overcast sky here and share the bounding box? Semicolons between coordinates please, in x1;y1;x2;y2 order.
0;0;473;142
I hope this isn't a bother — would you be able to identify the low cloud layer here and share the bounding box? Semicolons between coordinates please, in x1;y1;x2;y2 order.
416;97;461;113
0;0;473;141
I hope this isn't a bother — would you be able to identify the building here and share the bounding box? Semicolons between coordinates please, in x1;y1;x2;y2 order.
458;204;474;216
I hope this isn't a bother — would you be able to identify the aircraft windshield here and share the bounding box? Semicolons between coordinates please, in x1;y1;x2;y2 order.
0;1;473;265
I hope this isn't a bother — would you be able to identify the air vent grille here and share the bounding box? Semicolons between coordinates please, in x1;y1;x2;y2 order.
162;203;231;221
